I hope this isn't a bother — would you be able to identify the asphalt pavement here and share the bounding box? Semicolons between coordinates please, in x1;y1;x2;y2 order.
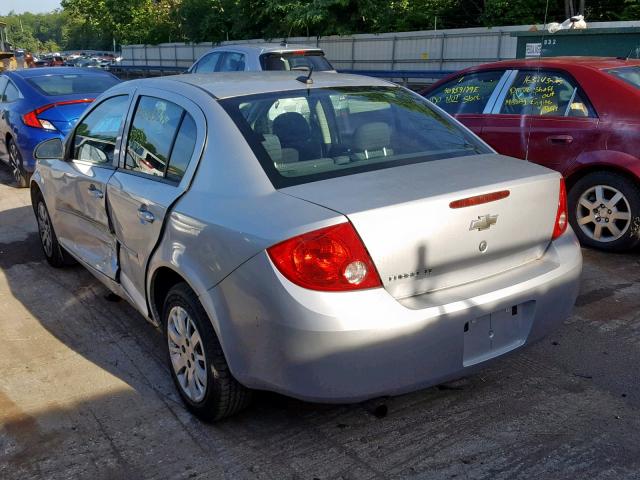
0;162;639;480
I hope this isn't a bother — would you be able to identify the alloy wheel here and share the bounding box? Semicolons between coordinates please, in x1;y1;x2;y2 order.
575;184;631;243
8;142;25;186
167;306;208;402
37;201;54;257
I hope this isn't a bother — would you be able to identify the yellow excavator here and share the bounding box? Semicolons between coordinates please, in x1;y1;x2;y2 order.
0;21;18;72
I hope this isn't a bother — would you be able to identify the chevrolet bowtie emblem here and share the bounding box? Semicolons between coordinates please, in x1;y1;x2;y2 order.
469;214;498;231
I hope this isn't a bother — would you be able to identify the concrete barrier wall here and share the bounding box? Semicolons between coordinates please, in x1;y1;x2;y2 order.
121;20;640;71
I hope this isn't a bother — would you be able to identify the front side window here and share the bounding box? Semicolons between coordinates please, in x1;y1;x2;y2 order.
607;66;640;90
73;95;129;165
428;71;505;115
500;70;594;118
193;52;221;73
125;96;197;182
221;87;491;188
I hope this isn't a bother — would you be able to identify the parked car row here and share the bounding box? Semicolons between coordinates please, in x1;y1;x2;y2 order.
2;48;636;422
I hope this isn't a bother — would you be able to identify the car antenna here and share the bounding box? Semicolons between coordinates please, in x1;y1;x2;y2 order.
296;66;314;85
619;45;638;60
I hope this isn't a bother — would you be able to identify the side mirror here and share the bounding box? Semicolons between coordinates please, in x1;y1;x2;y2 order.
34;138;64;160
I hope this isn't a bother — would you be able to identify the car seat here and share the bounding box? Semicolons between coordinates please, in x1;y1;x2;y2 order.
351;122;394;160
272;112;322;161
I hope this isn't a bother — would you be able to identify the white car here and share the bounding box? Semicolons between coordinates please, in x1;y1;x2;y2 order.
188;43;335;73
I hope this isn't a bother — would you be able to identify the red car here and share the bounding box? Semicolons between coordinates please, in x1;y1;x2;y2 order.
424;57;640;252
34;56;64;67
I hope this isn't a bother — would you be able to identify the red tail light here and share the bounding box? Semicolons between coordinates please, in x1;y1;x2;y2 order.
552;178;568;240
22;98;94;130
267;222;382;292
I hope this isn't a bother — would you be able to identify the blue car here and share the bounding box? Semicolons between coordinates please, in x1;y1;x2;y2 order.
0;67;120;187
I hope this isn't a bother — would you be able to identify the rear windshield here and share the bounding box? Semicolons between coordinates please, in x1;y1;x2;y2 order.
27;74;119;96
260;52;333;72
607;66;640;90
220;86;490;188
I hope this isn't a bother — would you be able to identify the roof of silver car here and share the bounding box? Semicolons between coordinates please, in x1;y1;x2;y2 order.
144;72;394;99
200;43;324;55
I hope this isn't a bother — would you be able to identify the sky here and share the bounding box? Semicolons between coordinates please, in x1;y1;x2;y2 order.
1;0;61;15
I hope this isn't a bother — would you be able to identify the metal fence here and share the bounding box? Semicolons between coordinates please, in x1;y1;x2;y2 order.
121;20;640;73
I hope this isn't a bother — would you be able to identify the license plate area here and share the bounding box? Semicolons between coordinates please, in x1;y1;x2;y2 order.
463;301;535;367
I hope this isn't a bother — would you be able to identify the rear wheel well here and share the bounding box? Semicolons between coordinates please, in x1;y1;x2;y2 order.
566;165;639;192
150;267;189;324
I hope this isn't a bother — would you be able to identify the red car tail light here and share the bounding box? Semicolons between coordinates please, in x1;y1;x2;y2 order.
552;178;568;240
22;98;95;130
267;222;382;292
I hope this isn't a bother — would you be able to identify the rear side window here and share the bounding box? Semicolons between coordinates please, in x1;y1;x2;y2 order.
607;66;640;90
0;76;8;98
166;114;197;182
3;81;20;102
193;52;221;73
73;95;129;165
27;74;119;96
260;52;333;71
219;52;245;72
221;87;490;188
427;71;504;114
125;96;197;182
500;70;594;118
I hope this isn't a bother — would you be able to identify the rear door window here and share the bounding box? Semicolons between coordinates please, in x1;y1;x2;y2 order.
499;70;595;118
193;52;221;73
218;52;246;72
125;95;197;182
72;95;129;165
427;71;505;114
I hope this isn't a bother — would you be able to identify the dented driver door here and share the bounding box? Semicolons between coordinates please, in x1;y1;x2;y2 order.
50;94;132;280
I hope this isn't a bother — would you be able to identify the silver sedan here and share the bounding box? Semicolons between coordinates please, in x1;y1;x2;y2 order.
30;72;582;420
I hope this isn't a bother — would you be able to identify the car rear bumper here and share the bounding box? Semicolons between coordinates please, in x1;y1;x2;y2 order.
203;229;582;403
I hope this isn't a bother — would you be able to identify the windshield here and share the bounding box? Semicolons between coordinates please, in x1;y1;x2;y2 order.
260;52;334;72
220;86;491;188
27;74;119;96
607;66;640;90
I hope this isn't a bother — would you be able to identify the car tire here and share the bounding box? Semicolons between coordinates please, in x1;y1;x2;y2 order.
34;191;76;267
568;171;640;252
8;138;30;188
163;282;252;421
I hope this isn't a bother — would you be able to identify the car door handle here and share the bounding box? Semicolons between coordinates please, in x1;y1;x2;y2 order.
547;135;573;144
137;206;155;224
87;184;104;199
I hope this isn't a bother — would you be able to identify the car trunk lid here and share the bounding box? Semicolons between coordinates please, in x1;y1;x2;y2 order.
280;154;562;299
35;95;95;134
